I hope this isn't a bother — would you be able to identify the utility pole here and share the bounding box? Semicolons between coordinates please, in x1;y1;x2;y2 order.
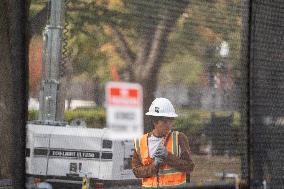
39;0;64;122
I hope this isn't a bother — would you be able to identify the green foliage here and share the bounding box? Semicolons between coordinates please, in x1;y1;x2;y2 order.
28;107;241;154
174;109;240;135
28;108;106;128
64;108;106;128
66;0;193;85
66;1;130;84
29;0;242;91
70;32;109;80
163;0;242;88
174;109;208;136
124;0;168;35
174;112;204;151
29;0;47;18
174;109;241;154
159;54;203;86
28;109;38;121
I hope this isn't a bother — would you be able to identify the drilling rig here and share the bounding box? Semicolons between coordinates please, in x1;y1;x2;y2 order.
38;0;65;123
26;1;137;188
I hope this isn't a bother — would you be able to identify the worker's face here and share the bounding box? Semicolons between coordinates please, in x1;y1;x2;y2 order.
153;117;174;137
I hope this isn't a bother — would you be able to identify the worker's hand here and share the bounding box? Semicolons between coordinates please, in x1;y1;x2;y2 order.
154;145;168;160
153;157;164;168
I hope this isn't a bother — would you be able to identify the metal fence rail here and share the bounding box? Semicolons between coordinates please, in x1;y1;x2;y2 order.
0;179;13;189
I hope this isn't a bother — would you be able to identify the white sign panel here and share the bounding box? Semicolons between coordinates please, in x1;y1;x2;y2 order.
106;82;143;139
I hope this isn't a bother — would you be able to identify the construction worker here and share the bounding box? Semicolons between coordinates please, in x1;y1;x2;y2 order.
132;98;195;188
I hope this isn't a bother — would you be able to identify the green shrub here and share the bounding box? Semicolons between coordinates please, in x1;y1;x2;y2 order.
173;109;241;154
28;110;38;121
64;107;106;128
28;108;240;132
174;112;204;135
28;107;106;128
174;108;241;133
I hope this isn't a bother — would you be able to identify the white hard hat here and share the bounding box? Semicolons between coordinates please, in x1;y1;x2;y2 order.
145;98;178;117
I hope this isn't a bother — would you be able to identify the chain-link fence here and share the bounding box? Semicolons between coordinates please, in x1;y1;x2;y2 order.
1;0;283;189
250;0;284;188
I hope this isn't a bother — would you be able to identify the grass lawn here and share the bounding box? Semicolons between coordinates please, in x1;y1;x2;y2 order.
190;155;241;185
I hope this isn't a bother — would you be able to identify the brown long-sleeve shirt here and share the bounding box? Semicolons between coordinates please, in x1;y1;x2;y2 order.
132;131;195;178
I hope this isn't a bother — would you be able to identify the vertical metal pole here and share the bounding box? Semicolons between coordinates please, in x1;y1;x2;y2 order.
39;0;64;121
50;0;63;121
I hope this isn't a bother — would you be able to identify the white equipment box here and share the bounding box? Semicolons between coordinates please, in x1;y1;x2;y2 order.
26;123;137;185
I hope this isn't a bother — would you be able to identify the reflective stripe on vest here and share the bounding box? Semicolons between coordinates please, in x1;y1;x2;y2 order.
143;172;186;187
134;131;186;187
134;138;142;161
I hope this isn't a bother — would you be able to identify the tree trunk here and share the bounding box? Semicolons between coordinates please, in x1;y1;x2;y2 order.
142;80;157;133
0;1;28;188
113;1;190;132
0;0;13;179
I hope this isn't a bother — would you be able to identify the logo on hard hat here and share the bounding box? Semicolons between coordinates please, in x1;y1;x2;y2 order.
155;107;159;113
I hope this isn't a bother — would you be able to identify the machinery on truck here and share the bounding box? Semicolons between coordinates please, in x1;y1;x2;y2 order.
26;1;137;188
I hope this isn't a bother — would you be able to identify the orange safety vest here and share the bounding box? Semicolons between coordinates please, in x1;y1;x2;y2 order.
134;131;186;187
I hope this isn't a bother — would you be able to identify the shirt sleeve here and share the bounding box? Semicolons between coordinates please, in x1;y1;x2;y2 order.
163;132;195;174
131;149;158;178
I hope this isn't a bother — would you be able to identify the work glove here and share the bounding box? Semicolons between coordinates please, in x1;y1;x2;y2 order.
154;144;168;160
153;157;164;168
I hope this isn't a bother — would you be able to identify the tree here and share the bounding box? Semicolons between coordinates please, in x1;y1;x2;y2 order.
0;1;29;188
54;0;191;132
28;0;242;132
101;0;191;131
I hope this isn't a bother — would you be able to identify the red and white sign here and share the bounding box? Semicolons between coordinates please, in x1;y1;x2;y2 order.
105;82;143;139
107;87;141;107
